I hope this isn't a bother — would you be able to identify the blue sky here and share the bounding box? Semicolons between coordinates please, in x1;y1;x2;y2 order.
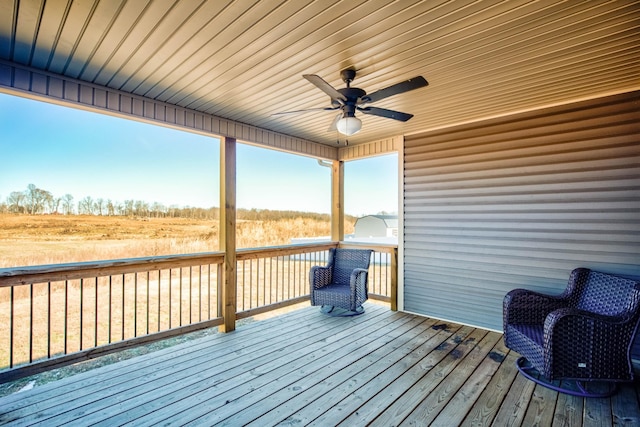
0;93;397;216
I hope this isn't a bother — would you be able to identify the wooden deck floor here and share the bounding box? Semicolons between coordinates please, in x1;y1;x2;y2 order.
1;303;639;426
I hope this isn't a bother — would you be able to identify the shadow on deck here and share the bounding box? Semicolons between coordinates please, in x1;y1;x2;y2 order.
0;303;639;426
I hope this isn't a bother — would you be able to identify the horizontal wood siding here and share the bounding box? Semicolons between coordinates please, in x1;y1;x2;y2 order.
338;135;402;160
402;91;640;331
0;60;338;160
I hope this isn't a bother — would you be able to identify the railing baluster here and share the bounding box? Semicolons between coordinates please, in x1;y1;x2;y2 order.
377;256;381;294
249;260;253;309
80;278;84;350
134;273;138;338
47;281;51;359
64;280;68;356
269;257;273;305
179;267;183;327
263;258;267;306
208;264;212;319
157;269;161;332
146;271;150;335
9;286;14;368
121;274;125;341
197;266;201;322
108;276;112;344
293;255;297;298
168;268;172;329
242;260;246;311
94;277;98;348
277;256;281;301
28;284;33;363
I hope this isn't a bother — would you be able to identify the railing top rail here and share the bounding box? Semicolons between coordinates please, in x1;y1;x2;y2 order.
339;241;398;252
0;252;225;287
236;242;338;260
0;242;398;287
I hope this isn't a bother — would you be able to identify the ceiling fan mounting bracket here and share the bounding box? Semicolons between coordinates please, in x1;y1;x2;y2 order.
340;69;357;85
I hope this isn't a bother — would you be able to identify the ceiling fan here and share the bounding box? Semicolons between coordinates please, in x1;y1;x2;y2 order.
273;69;428;136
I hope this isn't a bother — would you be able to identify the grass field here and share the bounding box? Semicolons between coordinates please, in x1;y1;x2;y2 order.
0;213;352;268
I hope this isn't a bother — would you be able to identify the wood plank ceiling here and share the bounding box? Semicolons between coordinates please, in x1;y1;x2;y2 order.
0;0;639;147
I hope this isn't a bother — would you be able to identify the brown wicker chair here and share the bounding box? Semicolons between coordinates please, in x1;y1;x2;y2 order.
310;248;372;315
503;268;640;397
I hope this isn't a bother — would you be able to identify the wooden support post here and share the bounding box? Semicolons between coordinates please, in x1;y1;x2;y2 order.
331;160;344;242
390;247;398;311
219;137;236;333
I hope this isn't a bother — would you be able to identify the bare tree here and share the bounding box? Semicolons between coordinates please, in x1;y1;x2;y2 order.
7;191;26;213
78;196;94;215
123;200;134;217
47;196;61;214
150;202;166;218
134;200;149;217
113;201;124;216
106;199;115;216
62;194;74;215
94;198;104;216
24;184;52;214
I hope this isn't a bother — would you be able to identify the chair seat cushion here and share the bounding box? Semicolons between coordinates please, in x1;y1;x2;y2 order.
314;283;351;297
313;284;352;309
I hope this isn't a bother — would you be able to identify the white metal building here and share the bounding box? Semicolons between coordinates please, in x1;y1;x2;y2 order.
354;215;398;238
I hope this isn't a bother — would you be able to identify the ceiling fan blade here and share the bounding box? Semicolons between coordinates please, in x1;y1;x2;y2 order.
361;76;428;104
328;112;342;132
303;74;347;103
359;106;413;122
272;106;340;116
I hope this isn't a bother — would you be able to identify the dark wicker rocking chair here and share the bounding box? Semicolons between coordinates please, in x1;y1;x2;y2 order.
310;248;372;316
503;268;640;397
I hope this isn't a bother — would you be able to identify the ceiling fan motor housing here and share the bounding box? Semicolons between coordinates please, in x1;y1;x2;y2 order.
338;87;367;117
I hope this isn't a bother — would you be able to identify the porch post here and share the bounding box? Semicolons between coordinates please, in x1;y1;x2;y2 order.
219;137;237;332
331;160;344;241
390;247;398;311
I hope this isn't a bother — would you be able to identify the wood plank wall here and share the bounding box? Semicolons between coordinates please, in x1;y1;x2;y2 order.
338;135;402;161
402;91;640;331
0;60;338;161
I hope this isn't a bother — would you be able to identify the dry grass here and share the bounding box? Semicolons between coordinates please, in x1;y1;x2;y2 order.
0;213;353;268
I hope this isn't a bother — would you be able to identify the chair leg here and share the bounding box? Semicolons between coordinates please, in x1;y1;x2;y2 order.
516;357;618;398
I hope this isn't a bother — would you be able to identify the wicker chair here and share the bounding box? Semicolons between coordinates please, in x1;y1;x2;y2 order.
503;268;640;397
310;248;372;315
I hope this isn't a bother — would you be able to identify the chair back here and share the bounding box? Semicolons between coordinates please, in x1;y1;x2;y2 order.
330;248;372;286
573;269;640;317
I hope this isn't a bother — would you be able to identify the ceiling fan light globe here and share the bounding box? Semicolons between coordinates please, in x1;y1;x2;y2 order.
336;116;362;136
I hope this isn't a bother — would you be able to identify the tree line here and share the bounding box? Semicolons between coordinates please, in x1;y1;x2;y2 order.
0;184;344;221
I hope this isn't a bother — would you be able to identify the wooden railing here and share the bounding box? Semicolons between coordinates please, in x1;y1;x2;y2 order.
0;242;397;382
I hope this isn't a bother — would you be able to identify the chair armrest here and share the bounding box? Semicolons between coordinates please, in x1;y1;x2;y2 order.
543;307;638;379
503;288;568;325
350;268;370;308
545;307;636;338
350;268;369;292
310;265;332;290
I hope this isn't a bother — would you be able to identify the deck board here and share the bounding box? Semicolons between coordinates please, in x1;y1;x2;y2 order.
1;303;639;426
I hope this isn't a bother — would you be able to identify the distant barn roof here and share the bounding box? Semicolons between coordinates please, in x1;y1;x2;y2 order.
357;215;398;228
